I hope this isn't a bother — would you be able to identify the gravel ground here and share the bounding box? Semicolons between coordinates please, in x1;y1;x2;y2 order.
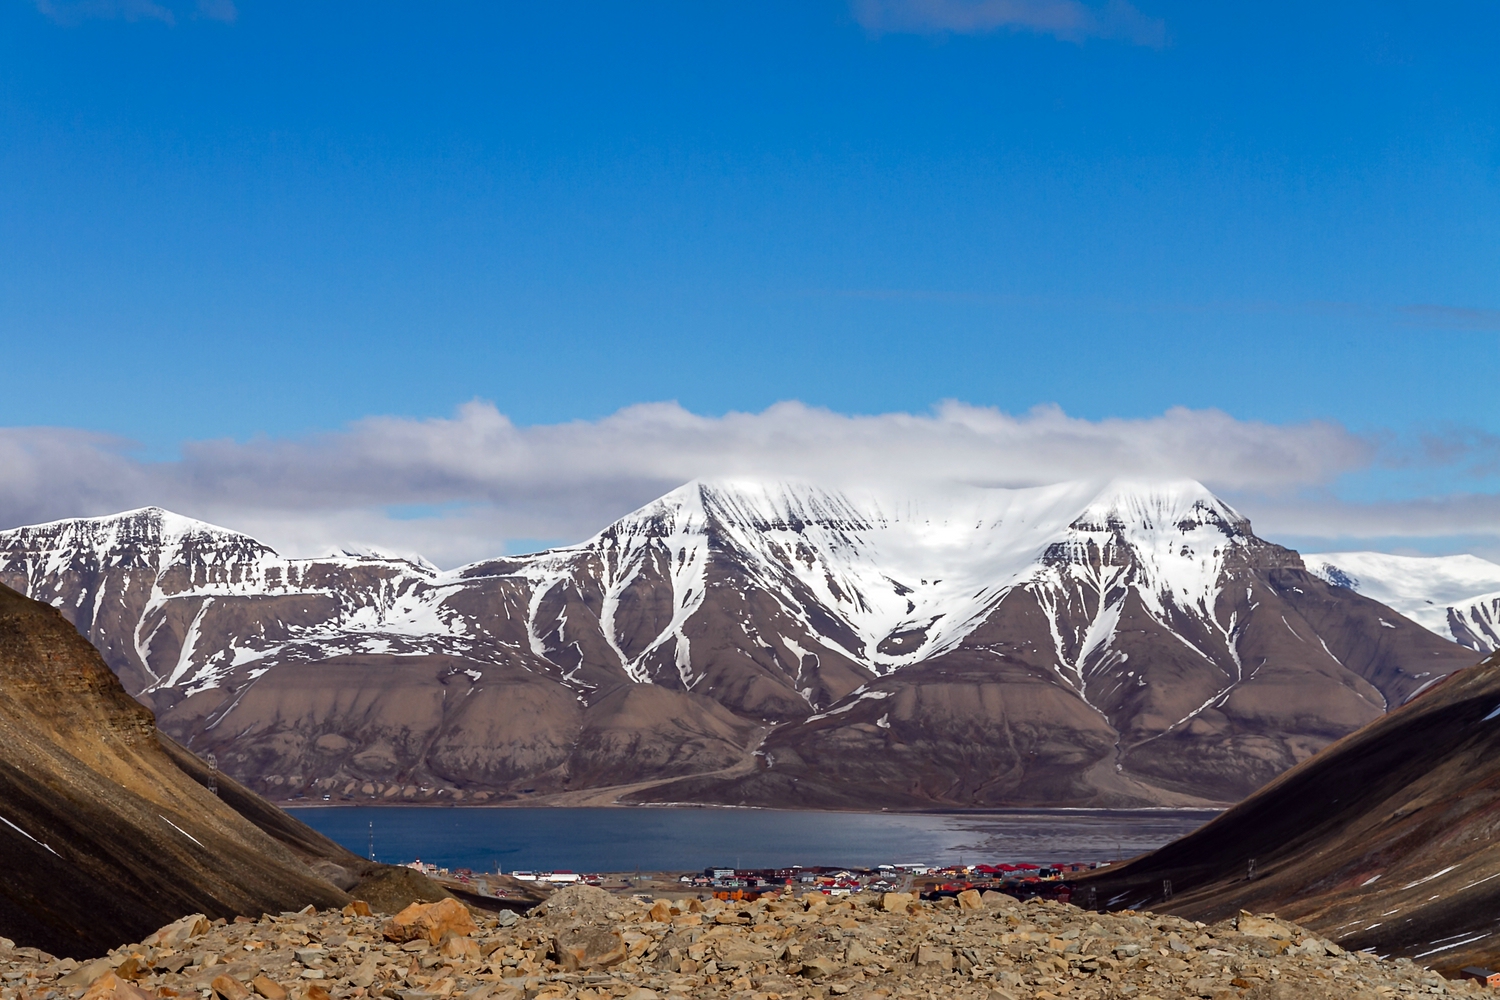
0;885;1485;1000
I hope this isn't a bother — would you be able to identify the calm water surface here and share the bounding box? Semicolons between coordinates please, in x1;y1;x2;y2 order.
286;806;1219;874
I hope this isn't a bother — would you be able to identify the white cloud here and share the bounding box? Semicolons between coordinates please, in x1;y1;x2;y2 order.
1228;492;1500;553
0;399;1400;567
850;0;1166;47
30;0;235;25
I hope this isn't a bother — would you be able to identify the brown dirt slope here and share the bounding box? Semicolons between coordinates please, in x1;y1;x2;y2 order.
0;583;360;959
1078;649;1500;974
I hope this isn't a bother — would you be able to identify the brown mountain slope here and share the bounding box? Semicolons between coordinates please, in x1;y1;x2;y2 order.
0;583;363;959
1077;649;1500;973
646;567;1478;808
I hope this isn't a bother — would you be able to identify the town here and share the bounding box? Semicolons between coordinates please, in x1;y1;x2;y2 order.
402;858;1109;909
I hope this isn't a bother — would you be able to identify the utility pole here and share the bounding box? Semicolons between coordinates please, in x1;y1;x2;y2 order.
205;753;218;797
368;821;376;861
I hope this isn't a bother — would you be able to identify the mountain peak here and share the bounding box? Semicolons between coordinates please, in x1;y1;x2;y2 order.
1073;478;1247;533
2;506;273;558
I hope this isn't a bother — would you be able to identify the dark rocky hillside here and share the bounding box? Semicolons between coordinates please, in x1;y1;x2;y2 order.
1080;649;1500;974
0;583;365;957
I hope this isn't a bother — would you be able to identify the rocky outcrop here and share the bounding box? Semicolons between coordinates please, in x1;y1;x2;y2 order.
0;885;1480;1000
0;583;365;958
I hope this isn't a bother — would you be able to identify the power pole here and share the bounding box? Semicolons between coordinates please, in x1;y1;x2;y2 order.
205;753;218;797
368;821;376;861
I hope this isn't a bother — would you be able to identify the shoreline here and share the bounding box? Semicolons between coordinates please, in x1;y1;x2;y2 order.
281;801;1228;816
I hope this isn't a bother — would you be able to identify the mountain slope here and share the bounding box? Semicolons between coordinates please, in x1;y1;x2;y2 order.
0;582;364;958
1307;551;1500;653
639;485;1476;806
1077;649;1500;974
0;482;1481;808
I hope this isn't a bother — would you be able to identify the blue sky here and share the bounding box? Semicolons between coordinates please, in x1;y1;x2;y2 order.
2;0;1499;562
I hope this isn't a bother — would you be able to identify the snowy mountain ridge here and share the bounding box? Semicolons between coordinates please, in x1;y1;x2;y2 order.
0;478;1485;809
1306;551;1500;652
0;479;1309;698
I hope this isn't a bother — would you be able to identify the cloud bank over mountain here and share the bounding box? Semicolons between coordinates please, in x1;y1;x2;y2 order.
1;399;1494;567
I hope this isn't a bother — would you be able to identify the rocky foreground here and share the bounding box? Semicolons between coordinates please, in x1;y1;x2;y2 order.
0;886;1483;1000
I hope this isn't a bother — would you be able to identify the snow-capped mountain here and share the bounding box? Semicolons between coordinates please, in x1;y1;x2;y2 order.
1306;551;1500;653
0;480;1481;809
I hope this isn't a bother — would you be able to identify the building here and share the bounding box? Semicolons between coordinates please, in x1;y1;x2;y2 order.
1459;968;1500;987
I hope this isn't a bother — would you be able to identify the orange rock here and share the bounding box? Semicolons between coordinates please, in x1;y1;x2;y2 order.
81;973;154;1000
647;900;672;922
113;957;148;982
250;975;287;1000
382;897;477;944
301;986;331;1000
82;972;123;1000
211;975;250;1000
956;889;983;911
342;900;372;918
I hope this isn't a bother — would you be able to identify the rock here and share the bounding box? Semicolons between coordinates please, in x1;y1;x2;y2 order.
440;935;480;961
342;901;373;918
646;900;672;922
59;958;115;987
495;909;519;927
880;891;914;913
211;974;251;1000
252;974;288;1000
348;958;379;989
718;942;772;965
956;888;984;910
551;926;627;971
915;943;954;970
113;957;148;981
302;985;332;1000
1184;978;1220;997
620;990;659;1000
144;913;213;949
1242;983;1303;1000
531;883;619;925
383;898;477;945
1237;912;1292;940
799;955;841;978
81;972;154;1000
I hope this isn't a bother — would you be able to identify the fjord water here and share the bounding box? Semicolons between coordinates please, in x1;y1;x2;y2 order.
286;806;1219;874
